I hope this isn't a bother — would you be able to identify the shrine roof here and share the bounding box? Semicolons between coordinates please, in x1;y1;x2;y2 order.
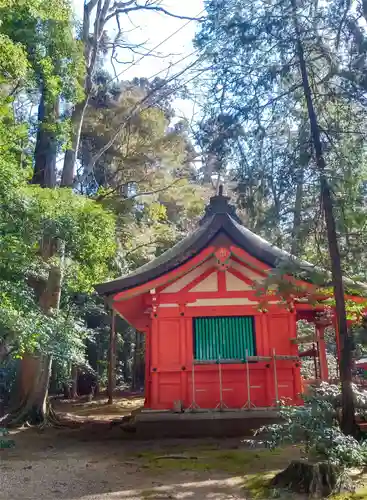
95;188;367;298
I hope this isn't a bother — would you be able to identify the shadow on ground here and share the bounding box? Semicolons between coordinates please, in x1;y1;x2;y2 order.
0;428;298;500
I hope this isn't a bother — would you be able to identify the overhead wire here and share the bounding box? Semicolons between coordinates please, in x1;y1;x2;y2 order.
91;53;205;167
86;66;213;194
90;9;212;167
135;48;199;82
106;8;205;85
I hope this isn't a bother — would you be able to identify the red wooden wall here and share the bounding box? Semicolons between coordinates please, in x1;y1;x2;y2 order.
115;246;304;411
146;306;301;410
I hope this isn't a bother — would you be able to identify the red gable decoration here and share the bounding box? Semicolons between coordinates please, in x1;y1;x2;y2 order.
214;247;231;271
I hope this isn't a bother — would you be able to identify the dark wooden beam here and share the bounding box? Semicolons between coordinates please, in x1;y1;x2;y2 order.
107;310;116;405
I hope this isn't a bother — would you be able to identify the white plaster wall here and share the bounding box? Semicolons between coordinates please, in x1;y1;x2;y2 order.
190;272;218;292
225;271;253;291
161;259;215;293
230;260;266;282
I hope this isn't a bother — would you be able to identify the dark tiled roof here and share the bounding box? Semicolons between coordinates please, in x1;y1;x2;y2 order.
95;191;367;297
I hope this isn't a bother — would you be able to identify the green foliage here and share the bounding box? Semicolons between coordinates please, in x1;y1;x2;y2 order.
1;171;117;289
195;0;367;282
0;0;206;397
0;0;84;149
0;34;28;82
0;100;116;365
26;186;117;291
80;79;206;275
0;439;15;448
0;427;14;449
0;278;92;363
0;0;207;408
256;385;367;467
81;82;196;209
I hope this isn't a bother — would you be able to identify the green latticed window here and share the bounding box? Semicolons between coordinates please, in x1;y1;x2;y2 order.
193;316;256;361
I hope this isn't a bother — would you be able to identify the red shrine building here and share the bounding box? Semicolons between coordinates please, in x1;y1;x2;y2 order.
96;189;367;411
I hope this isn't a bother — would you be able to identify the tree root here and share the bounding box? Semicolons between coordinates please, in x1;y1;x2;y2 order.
271;460;354;498
37;401;65;430
109;415;137;433
0;401;34;428
1;398;66;429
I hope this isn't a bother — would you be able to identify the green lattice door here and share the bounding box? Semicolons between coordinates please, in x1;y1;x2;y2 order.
193;316;255;361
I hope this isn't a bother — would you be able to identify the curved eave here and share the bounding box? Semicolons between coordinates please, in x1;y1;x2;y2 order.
95;213;367;298
95;214;220;296
94;213;269;296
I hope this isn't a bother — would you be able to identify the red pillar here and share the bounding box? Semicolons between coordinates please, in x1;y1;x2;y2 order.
150;290;159;409
316;324;329;381
150;313;159;408
179;304;188;406
260;314;272;406
144;328;151;408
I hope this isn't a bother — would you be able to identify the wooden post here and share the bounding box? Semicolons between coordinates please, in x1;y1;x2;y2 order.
150;311;159;408
71;365;78;399
179;304;187;406
144;328;150;408
107;310;116;405
132;330;139;391
150;289;159;407
316;325;329;382
312;343;319;379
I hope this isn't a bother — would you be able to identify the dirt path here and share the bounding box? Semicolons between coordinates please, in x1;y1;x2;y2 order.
2;396;366;499
0;429;265;500
51;394;144;422
1;424;364;499
1;396;264;499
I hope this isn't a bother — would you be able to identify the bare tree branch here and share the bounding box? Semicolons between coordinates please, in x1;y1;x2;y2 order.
63;0;204;186
127;177;187;200
95;176;149;200
97;176;187;201
89;57;202;169
336;0;351;48
124;239;169;258
106;1;205;23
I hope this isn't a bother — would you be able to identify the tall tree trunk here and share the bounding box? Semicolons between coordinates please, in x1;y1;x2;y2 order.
3;89;63;426
5;355;52;426
60;104;87;387
291;170;303;256
60;0;103;187
290;0;357;436
3;238;63;426
32;89;59;188
291;122;311;255
203;153;218;185
61;99;89;187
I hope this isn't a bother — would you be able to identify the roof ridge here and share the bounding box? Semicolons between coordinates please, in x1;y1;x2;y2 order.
200;190;242;225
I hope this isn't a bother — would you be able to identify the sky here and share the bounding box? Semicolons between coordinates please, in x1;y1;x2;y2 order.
72;0;205;120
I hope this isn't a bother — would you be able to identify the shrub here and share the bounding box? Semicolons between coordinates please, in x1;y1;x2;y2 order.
255;384;367;467
0;428;15;449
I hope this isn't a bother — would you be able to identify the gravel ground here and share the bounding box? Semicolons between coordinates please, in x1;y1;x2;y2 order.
0;429;249;500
